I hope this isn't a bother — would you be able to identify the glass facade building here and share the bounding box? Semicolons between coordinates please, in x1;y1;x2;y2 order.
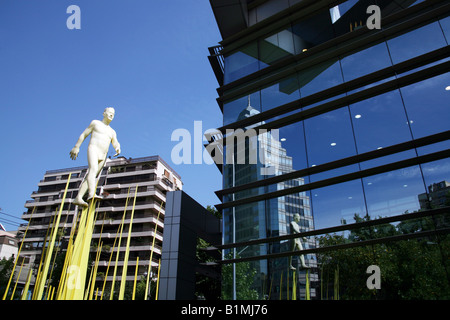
208;0;450;299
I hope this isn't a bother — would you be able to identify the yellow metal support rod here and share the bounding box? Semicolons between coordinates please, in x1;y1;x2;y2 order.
2;206;35;300
118;186;138;300
34;173;71;300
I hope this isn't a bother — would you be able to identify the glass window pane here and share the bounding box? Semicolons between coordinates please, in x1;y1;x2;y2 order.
386;21;448;64
363;166;426;217
290;8;335;53
223;90;261;126
340;42;392;82
299;58;344;99
261;74;300;112
259;27;296;68
304;107;357;167
349;89;416;169
399;72;450;139
311;179;366;229
420;158;450;209
439;16;450;43
224;42;259;84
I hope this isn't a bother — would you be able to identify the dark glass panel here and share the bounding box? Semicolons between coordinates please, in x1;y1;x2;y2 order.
304;107;357;167
363;166;426;217
399;72;450;139
387;22;448;65
311;179;366;229
340;42;392;82
224;41;259;84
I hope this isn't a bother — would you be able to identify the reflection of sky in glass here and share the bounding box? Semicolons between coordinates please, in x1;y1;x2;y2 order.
329;0;358;24
349;90;412;153
311;179;366;229
304;107;356;167
340;42;392;82
363;166;425;217
399;72;450;139
387;22;448;64
421;159;450;188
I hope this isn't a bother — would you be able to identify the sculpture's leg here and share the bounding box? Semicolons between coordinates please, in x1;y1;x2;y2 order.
87;156;107;201
73;181;88;207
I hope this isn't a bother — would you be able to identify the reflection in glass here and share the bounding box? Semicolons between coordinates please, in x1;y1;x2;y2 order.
290;7;335;53
317;230;450;299
311;179;366;229
299;59;344;99
399;72;450;139
349;89;415;169
304;107;357;167
363;166;426;217
259;26;296;67
340;42;392;82
439;16;450;43
223;91;261;126
260;74;300;112
419;158;450;210
224;42;259;84
386;21;448;64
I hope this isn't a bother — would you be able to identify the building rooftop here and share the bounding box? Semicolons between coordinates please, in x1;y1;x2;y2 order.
45;155;182;180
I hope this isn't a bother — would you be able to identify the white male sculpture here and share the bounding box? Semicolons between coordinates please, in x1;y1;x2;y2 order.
70;107;121;207
289;213;309;270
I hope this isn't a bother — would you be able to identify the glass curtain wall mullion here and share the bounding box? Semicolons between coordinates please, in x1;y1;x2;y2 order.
218;0;450;99
218;207;449;251
218;47;450;133
221;227;450;265
218;149;450;210
217;130;450;200
251;60;450;134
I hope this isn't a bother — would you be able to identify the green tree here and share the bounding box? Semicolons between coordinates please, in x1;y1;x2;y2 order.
221;252;259;300
0;256;15;298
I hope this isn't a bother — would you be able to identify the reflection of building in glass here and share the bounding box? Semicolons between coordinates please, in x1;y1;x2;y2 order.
209;0;450;300
419;181;450;210
223;97;316;299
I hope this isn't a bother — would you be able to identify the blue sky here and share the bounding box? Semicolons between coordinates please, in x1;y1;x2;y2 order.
0;0;223;230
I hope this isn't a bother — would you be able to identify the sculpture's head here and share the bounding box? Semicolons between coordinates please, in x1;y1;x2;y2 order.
293;213;300;222
103;107;115;123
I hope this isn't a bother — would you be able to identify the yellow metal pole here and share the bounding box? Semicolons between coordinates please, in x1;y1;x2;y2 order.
306;269;310;300
145;201;163;300
50;286;55;300
65;196;98;300
132;257;139;300
10;258;24;300
21;268;33;300
292;271;296;300
287;269;289;300
100;219;121;300
58;206;88;299
118;186;138;300
37;209;59;299
279;271;283;300
34;173;71;300
32;209;58;300
155;259;161;300
87;242;102;300
2;206;35;300
109;188;131;300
